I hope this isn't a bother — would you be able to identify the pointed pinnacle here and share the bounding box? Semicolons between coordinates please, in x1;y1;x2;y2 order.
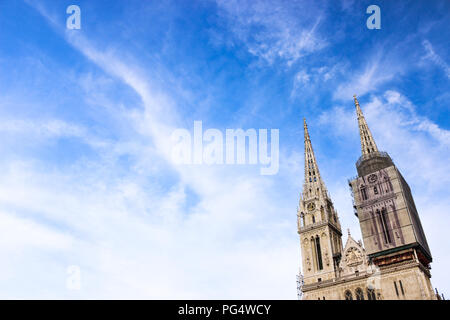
354;94;363;117
353;95;379;155
303;118;310;141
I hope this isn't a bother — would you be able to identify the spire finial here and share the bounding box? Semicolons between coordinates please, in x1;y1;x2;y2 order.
353;95;379;156
302;118;329;196
348;228;351;236
354;94;363;117
303;118;310;141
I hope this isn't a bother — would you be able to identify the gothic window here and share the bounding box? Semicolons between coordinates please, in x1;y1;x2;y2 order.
315;235;323;270
361;187;367;200
399;280;405;296
377;209;391;244
312;215;316;224
355;288;364;300
301;214;305;227
394;281;399;297
384;177;391;192
334;235;339;253
311;239;316;271
373;186;378;195
367;288;376;300
376;209;385;242
381;208;391;243
344;290;353;300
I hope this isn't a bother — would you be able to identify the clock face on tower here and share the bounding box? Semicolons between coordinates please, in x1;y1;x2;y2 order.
368;174;378;183
307;202;316;211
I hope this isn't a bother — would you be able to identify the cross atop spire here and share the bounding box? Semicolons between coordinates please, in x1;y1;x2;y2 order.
303;118;328;197
354;95;379;156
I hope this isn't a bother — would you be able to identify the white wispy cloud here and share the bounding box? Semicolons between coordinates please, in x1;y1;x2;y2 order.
422;40;450;79
333;52;404;100
0;1;302;299
291;62;348;98
216;0;327;65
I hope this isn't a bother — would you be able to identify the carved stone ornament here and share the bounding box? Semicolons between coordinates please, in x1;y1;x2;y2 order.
368;174;378;183
345;247;363;266
324;251;330;266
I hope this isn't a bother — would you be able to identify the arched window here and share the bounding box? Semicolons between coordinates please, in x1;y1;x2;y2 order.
312;215;316;224
377;209;391;244
373;186;378;195
367;288;376;300
355;288;364;300
310;238;316;271
381;208;391;243
399;280;405;296
384;177;392;192
334;235;339;254
360;186;367;200
315;235;323;270
345;290;353;300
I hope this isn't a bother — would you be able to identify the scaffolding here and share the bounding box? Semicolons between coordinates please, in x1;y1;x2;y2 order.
296;271;304;300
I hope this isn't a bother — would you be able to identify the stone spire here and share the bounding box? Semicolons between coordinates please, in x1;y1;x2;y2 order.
354;95;379;156
303;118;328;198
299;119;342;285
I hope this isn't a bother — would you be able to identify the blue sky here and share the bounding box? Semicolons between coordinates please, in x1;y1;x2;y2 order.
0;0;449;298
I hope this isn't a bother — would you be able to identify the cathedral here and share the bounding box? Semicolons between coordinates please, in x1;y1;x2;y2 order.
297;96;436;300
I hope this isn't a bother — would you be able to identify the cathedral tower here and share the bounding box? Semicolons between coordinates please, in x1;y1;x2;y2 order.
348;96;435;299
298;119;343;287
298;98;437;300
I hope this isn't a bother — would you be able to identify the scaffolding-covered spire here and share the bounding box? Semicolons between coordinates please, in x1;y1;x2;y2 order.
354;95;379;156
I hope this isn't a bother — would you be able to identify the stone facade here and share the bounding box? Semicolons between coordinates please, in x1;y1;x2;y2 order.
298;96;436;300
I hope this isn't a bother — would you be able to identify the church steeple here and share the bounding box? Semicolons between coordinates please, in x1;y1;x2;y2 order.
298;119;343;286
354;95;379;156
303;118;327;197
